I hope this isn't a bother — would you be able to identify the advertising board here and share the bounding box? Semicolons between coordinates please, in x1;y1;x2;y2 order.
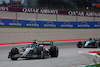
0;19;100;28
96;3;100;8
0;7;100;17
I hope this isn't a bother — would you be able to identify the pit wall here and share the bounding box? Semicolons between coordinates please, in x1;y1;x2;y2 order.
0;18;100;28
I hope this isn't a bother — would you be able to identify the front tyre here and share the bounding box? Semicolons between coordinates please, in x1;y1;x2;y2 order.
10;48;19;60
77;41;83;48
49;46;58;57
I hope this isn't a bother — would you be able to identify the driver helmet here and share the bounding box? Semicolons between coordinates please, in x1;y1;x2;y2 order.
33;40;38;44
33;40;39;46
32;40;38;48
89;38;92;40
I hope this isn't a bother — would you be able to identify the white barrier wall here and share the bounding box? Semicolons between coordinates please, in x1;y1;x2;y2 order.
0;11;100;21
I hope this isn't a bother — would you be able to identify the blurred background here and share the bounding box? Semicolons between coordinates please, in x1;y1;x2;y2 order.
0;0;100;21
0;0;100;12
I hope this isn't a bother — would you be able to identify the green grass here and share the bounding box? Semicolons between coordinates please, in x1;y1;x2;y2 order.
76;64;100;67
97;53;100;56
0;26;100;29
93;64;100;66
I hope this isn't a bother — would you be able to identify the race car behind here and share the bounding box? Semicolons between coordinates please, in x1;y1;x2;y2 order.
77;38;100;48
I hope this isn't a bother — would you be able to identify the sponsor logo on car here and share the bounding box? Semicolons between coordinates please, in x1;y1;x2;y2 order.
61;22;73;27
26;21;39;27
44;21;56;27
9;20;22;26
78;22;90;27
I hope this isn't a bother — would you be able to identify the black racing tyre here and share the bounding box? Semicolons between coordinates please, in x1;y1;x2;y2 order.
77;41;83;48
92;42;96;46
37;47;45;59
10;48;19;60
99;41;100;48
49;46;58;57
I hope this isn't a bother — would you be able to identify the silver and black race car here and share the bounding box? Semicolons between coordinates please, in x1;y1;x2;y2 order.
77;38;100;48
8;40;59;60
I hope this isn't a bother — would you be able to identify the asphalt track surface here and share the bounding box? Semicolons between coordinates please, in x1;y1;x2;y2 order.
0;42;99;67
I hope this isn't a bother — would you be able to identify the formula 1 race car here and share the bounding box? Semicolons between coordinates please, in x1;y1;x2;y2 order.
77;38;100;48
8;40;59;60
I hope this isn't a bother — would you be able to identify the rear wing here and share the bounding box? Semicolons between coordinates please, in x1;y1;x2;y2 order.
94;38;100;41
39;42;53;46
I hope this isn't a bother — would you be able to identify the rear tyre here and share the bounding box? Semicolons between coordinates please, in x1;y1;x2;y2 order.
49;46;58;57
10;48;19;60
77;41;83;48
98;41;100;48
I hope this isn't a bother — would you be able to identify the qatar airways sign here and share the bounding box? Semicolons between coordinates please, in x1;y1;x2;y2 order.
0;6;100;17
68;11;100;17
22;8;100;17
22;8;58;14
0;7;9;11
